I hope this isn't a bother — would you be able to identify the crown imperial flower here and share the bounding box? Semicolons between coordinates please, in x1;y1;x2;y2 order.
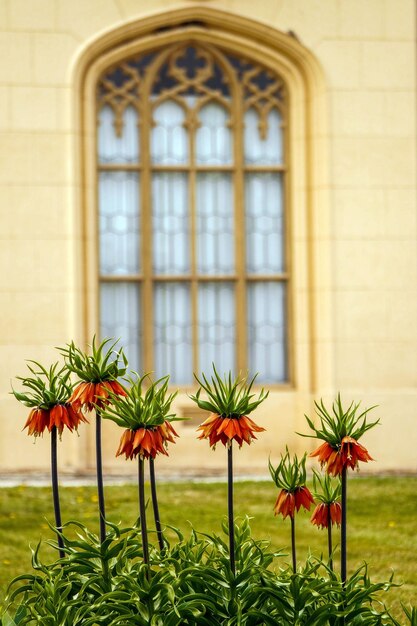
269;449;314;520
191;366;268;449
311;502;342;529
101;373;179;460
310;470;342;529
302;395;378;476
12;362;87;437
59;337;128;412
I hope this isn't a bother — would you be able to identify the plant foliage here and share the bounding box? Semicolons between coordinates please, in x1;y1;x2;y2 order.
191;365;268;418
302;393;379;447
59;336;128;383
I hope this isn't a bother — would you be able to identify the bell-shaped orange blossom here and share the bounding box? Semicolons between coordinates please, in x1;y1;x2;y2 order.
274;485;314;520
197;412;265;448
311;501;342;529
311;436;373;476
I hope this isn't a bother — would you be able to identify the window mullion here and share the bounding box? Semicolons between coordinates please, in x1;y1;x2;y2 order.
142;101;154;374
234;93;247;374
282;112;292;385
188;110;199;376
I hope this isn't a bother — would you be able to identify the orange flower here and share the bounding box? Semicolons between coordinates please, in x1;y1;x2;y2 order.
197;412;265;448
24;404;87;437
294;486;315;511
274;486;314;519
24;408;50;437
311;502;342;529
70;380;127;412
311;436;373;476
116;421;178;460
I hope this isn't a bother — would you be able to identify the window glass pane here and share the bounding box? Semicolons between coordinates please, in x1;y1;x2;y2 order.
244;108;283;165
99;172;140;275
151;100;188;165
152;173;189;275
154;283;192;384
245;173;284;274
196;102;232;165
98;105;139;164
196;173;234;275
247;282;287;383
100;282;141;373
198;282;235;376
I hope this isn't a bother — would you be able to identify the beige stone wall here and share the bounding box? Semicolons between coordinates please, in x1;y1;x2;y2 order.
0;0;415;476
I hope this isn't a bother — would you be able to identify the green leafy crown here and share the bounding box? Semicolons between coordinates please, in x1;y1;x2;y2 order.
11;362;72;410
302;394;379;447
269;448;309;492
312;469;341;504
59;336;128;383
190;365;268;418
101;373;178;430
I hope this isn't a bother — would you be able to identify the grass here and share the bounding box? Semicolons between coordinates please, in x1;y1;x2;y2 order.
0;475;416;621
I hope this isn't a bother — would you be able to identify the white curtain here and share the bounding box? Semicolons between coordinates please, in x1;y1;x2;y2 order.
153;283;192;384
100;282;141;374
152;172;189;275
196;173;234;275
196;103;232;165
99;171;140;275
152;101;188;165
245;173;284;275
244;108;283;165
98;105;139;164
247;282;287;383
198;282;235;375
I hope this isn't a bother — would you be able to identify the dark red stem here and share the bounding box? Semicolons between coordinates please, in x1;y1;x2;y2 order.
227;442;236;575
51;426;65;559
96;409;106;544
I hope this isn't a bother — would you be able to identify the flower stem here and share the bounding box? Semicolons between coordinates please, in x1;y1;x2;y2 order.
227;441;236;575
149;457;164;551
341;467;347;585
290;515;296;573
50;426;65;560
95;409;106;544
327;506;333;572
138;456;149;567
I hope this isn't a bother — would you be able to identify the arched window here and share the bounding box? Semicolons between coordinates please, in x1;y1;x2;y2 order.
96;43;289;385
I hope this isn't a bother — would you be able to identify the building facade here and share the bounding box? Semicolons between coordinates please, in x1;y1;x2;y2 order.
0;0;416;476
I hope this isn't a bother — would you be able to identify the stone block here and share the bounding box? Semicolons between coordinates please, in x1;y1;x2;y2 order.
9;0;55;31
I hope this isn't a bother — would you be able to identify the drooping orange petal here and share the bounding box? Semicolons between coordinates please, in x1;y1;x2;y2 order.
310;442;334;465
294;486;314;512
240;415;265;433
311;503;329;529
223;420;239;440
330;502;342;526
49;404;65;433
197;413;264;449
133;428;146;449
108;380;127;397
116;429;134;458
274;489;296;519
24;408;50;437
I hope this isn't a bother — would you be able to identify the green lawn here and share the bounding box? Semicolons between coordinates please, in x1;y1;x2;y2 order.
0;476;416;621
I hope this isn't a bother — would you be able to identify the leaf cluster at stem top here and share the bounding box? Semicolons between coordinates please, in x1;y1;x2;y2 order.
101;373;178;430
301;393;379;447
59;336;128;383
190;364;268;418
11;361;72;410
312;469;341;504
269;447;308;492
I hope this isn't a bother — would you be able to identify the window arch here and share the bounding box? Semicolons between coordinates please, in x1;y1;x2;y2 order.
96;41;289;386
